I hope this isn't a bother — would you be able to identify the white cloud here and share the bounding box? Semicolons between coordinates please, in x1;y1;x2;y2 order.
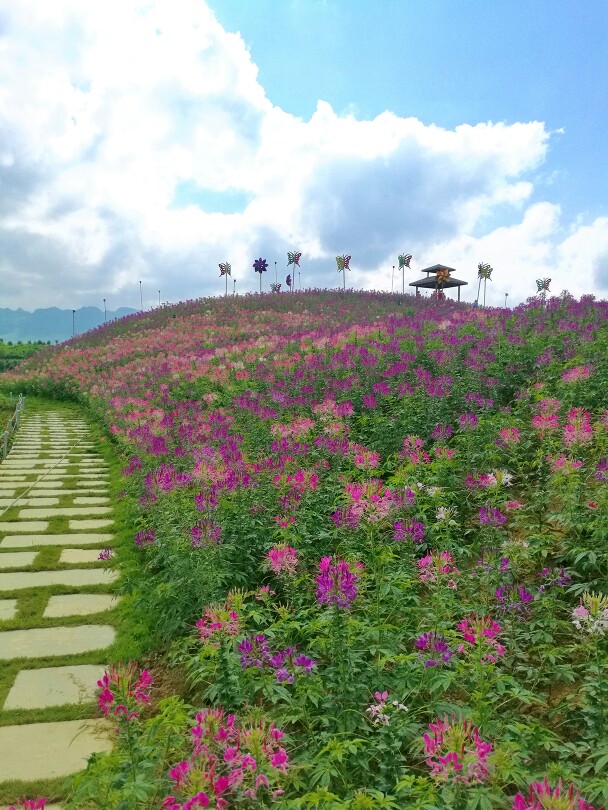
0;0;606;310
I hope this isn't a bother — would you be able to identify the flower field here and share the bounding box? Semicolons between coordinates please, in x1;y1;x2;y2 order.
4;290;608;809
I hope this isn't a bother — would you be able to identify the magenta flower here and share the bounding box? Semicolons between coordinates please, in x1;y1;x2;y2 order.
316;556;359;608
8;798;47;810
415;632;454;667
457;615;506;663
512;776;595;809
424;714;493;784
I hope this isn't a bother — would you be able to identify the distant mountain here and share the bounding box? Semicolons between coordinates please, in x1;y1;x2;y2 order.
0;306;137;343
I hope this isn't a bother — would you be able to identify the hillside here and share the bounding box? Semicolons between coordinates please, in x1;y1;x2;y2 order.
2;289;608;809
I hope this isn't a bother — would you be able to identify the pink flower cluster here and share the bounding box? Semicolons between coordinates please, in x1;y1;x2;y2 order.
496;426;521;446
512;777;595;809
8;800;47;810
457;615;506;663
97;662;154;720
399;435;430;464
532;398;561;433
561;365;592;383
424;714;493;784
563;408;593;446
417;550;458;588
196;604;240;642
164;707;289;809
332;479;397;527
266;544;299;576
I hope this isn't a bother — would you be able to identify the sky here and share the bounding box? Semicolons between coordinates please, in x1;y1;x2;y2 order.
0;0;607;311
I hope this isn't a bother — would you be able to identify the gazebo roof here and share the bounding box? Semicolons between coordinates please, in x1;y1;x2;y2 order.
409;276;468;289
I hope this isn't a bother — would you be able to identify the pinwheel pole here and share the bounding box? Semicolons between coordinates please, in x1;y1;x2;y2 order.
253;257;268;293
391;265;395;294
398;254;412;295
477;263;492;307
336;254;350;292
274;261;277;284
219;262;231;296
287;251;302;293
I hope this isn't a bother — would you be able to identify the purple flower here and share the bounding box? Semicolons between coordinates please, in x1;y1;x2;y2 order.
431;424;453;441
316;556;359;608
478;506;506;527
393;519;425;544
458;412;478;430
134;529;155;547
362;394;377;409
415;632;454;666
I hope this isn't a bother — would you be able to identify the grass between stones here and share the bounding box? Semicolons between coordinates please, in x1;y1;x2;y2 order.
0;396;154;804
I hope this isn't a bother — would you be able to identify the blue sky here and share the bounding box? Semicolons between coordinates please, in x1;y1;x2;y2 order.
208;0;607;224
0;0;607;310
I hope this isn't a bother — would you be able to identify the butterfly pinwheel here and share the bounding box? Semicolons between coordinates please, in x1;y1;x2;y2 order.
219;262;231;295
270;282;281;293
536;278;551;292
336;255;351;272
476;262;493;307
398;253;412;269
287;251;301;267
477;262;492;280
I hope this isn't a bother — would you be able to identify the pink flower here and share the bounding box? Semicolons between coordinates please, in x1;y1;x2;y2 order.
267;544;299;576
270;748;289;771
424;714;493;784
512;776;594;809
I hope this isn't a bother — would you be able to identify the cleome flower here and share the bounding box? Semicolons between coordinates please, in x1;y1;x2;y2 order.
456;615;506;663
424;714;493;785
571;592;608;635
511;776;595;809
316;556;360;608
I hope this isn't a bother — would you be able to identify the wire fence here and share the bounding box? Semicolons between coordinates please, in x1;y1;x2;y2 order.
1;393;25;460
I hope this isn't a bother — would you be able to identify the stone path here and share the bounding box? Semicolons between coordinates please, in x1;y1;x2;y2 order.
0;410;118;802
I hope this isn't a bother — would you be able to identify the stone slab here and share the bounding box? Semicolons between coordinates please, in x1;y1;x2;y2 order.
0;568;118;591
69;519;114;530
0;521;49;533
59;548;105;564
4;664;106;709
0;599;17;621
0;552;37;569
0;533;114;548
44;593;119;618
0;719;113;781
0;497;59;508
72;497;110;505
0;489;15;497
28;489;109;497
0;624;115;659
18;506;112;518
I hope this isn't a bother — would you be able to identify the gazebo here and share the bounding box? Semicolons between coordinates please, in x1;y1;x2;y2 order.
409;264;468;301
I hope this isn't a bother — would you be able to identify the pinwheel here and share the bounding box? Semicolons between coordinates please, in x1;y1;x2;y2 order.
270;282;281;293
336;255;351;291
286;274;292;291
398;254;412;294
287;251;302;290
253;257;268;293
436;268;450;285
536;277;551;304
477;262;493;307
219;262;231;296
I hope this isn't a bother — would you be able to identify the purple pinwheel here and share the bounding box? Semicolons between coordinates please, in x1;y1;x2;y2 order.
253;257;268;292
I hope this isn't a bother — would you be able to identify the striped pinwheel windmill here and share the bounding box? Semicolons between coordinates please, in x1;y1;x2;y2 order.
253;257;268;293
336;254;351;291
398;253;412;294
287;251;302;291
219;262;231;296
477;262;493;307
536;277;551;303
